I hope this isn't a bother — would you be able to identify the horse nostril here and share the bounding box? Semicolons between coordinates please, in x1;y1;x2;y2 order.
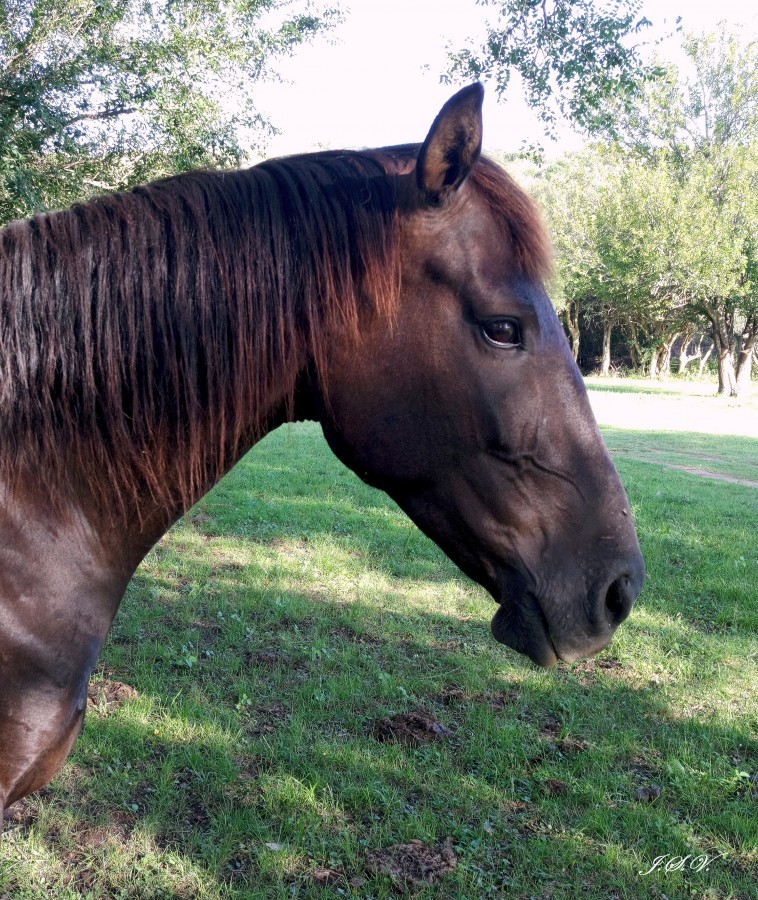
604;574;635;628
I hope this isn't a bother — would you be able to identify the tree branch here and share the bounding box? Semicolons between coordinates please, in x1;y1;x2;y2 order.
62;105;137;127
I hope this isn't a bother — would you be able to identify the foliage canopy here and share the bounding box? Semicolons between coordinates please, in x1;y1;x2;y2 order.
0;0;336;222
532;27;758;392
446;0;666;141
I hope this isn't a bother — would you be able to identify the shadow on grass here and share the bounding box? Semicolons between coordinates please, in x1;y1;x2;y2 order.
4;423;757;898
6;586;756;899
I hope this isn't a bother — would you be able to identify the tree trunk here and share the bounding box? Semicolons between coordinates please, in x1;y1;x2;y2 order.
564;299;580;362
698;341;714;377
600;318;612;376
735;317;757;397
677;328;697;372
717;348;737;396
705;306;737;396
649;345;662;379
625;327;643;371
736;345;755;396
659;332;678;377
713;328;738;396
679;330;707;373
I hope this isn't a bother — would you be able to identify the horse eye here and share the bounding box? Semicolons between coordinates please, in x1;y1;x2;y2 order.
481;319;521;348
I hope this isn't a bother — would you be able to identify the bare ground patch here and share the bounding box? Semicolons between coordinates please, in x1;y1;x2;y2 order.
621;456;758;488
371;710;453;745
365;838;457;890
87;680;139;713
670;464;758;488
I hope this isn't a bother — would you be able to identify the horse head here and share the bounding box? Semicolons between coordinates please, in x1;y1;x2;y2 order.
316;84;645;667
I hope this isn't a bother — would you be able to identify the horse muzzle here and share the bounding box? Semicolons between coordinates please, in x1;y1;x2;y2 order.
491;558;645;668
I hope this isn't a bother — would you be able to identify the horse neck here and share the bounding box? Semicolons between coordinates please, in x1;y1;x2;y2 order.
3;154;394;561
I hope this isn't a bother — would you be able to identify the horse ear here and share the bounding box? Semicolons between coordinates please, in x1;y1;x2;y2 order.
417;83;484;205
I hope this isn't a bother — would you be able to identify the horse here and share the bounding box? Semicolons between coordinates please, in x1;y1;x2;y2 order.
0;84;644;817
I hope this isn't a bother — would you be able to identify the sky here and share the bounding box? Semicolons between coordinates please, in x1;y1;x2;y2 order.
252;0;758;159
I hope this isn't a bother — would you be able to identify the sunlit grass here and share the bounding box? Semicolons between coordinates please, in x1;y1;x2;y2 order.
2;398;757;899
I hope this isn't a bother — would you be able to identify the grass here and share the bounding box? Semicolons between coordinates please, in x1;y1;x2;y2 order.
603;429;758;486
1;382;757;899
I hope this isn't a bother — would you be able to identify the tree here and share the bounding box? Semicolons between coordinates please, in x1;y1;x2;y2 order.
534;136;758;384
0;0;336;222
542;28;758;393
603;29;758;394
531;149;609;366
671;148;758;395
535;147;689;375
446;0;666;141
611;31;758;161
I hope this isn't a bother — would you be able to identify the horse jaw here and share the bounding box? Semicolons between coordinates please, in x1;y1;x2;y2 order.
490;598;559;668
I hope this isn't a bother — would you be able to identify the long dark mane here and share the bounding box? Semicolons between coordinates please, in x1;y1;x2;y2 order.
0;149;549;512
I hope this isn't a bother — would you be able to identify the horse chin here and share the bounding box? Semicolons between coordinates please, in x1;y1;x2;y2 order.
490;603;559;668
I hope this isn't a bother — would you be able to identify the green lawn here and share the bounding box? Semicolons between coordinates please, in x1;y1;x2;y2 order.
2;387;757;899
605;428;758;488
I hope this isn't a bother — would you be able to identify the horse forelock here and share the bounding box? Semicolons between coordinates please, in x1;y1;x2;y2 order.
470;157;553;285
0;151;401;514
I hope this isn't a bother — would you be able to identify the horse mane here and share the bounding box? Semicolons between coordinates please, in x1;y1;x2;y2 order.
471;157;552;284
0;148;549;515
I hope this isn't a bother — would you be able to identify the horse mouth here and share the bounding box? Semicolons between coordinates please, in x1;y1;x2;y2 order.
490;600;559;668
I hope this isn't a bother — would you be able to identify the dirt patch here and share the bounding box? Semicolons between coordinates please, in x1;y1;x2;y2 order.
435;685;469;705
192;616;224;634
551;735;589;753
615;454;758;488
185;798;212;829
570;657;626;685
648;449;726;463
536;716;589;756
371;710;453;745
627;755;660;782
671;465;758;488
246;650;282;667
328;625;385;647
435;684;519;709
246;701;290;736
87;680;138;713
541;779;569;797
365;838;457;890
308;867;353;888
3;797;37;830
475;689;520;709
500;799;531;816
299;867;368;891
575;657;623;674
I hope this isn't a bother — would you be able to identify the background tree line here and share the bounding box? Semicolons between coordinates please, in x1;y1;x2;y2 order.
527;29;758;396
1;0;660;222
2;1;755;394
